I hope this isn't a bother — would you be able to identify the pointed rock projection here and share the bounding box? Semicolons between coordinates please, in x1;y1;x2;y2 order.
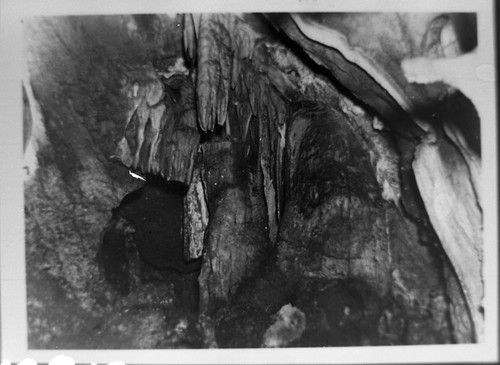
115;72;199;185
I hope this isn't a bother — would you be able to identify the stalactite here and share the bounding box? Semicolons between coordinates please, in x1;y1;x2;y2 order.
225;52;291;231
276;123;287;219
230;17;256;89
245;71;260;115
259;111;278;242
236;101;253;142
182;14;197;61
114;73;199;185
195;14;234;132
184;168;209;260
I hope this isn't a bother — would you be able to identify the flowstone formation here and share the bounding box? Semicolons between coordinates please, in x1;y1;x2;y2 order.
23;12;481;348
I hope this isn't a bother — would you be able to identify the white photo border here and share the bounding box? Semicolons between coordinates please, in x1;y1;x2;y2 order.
0;0;497;363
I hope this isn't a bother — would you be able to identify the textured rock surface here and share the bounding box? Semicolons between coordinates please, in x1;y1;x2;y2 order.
99;177;201;275
22;11;481;349
115;73;200;184
269;14;423;140
277;104;453;344
24;17;145;343
24;14;201;349
270;12;481;342
183;168;209;260
198;141;270;315
413;133;483;340
262;303;306;347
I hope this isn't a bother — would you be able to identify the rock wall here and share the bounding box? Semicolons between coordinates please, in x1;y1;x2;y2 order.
22;12;480;348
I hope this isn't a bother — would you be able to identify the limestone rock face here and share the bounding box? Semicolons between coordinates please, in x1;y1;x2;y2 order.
413;135;483;339
198;141;270;315
277;104;454;345
24;16;145;348
21;11;482;349
115;73;199;184
269;12;481;342
23;14;201;349
183;169;209;260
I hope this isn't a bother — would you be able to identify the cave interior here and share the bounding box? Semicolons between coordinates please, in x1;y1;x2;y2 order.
22;12;483;349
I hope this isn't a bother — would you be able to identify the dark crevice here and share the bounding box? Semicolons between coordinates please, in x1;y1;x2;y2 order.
98;174;200;298
262;14;380;118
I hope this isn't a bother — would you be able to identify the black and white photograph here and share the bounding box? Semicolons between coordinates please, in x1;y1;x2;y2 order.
0;0;498;363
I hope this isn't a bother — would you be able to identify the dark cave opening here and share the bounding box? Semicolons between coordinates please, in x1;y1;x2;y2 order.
97;174;201;312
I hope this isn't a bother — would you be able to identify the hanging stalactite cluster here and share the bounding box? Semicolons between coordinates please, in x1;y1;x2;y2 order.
114;14;293;243
113;68;199;184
